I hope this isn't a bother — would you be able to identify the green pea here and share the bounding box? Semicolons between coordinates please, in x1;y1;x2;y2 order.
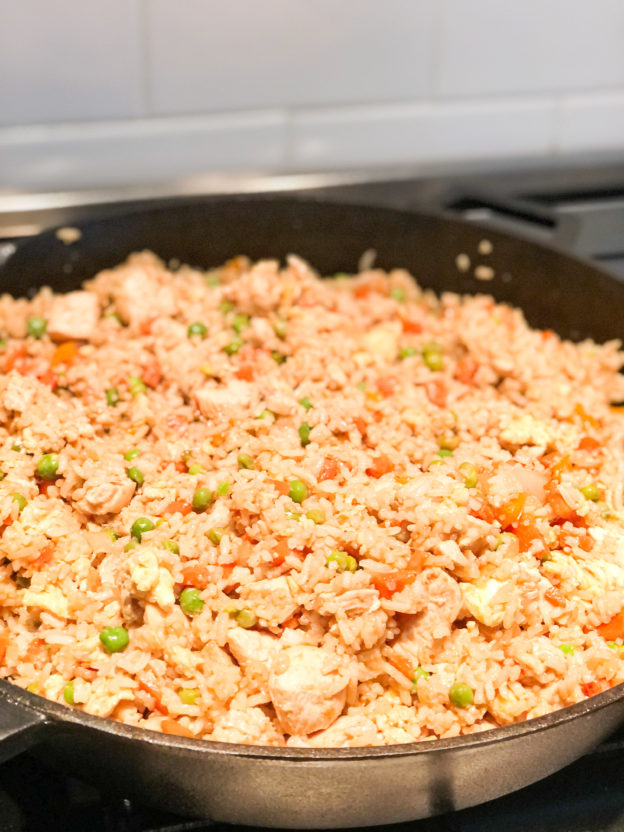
99;626;129;654
179;587;204;616
130;517;155;541
237;452;254;470
581;483;600;502
162;540;180;554
37;453;59;480
356;382;367;392
128;376;147;396
26;682;39;694
558;644;575;655
106;387;120;407
299;396;313;411
273;318;288;339
285;509;301;521
257;409;275;422
326;550;357;572
27;316;47;339
188;463;204;475
305;508;326;525
459;462;478;489
187;321;207;338
299;423;312;447
232;313;250;334
106;312;123;325
105;528;119;542
423;343;444;371
124;448;141;461
192;487;214;512
0;339;7;351
390;287;405;302
63;680;75;705
235;608;257;629
223;337;243;356
127;467;144;486
437;449;453;458
216;480;230;497
208;527;226;545
271;350;286;365
124;541;138;552
607;641;624;654
399;346;417;360
288;479;308;503
449;682;474;708
178;688;199;705
205;273;221;287
411;667;430;694
219;300;234;315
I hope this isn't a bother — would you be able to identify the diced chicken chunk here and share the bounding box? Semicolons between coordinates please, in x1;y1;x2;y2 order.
195;380;257;422
237;576;298;626
211;707;283;746
227;627;281;672
113;269;177;325
74;458;135;516
268;645;349;735
394;568;462;663
48;291;99;342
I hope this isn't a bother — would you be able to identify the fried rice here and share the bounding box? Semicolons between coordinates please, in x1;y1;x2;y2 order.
0;251;623;748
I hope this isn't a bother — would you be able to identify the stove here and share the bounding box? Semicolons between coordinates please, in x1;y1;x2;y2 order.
1;158;624;832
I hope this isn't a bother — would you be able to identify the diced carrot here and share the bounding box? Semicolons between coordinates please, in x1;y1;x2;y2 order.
514;521;548;558
282;615;300;629
180;563;212;588
578;436;601;452
50;341;78;368
401;318;422;334
5;344;27;373
546;484;581;524
268;480;290;496
541;329;555;341
0;631;9;663
376;378;395;397
139;318;156;336
386;652;414;679
581;681;607;698
32;544;54;570
319;457;339;481
454;356;478;385
138;678;168;714
544;454;571;481
575;403;599;429
142;362;162;388
174;460;187;473
353;417;367;435
354;285;372;299
236;539;255;565
163;499;192;516
426;379;447;407
161;719;194;738
544;586;566;606
597;609;624;641
366;454;393;479
496;493;527;528
272;539;289;567
372;569;418;599
235;363;255;381
36;369;58;392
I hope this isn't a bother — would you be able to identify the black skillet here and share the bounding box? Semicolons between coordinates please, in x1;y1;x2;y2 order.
0;196;623;828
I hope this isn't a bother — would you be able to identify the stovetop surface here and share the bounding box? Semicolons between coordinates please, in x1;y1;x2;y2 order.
1;159;624;831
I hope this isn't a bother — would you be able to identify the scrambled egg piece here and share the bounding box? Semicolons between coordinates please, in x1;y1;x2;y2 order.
22;586;69;619
128;546;175;609
543;551;624;597
460;578;508;627
362;325;399;362
500;414;554;451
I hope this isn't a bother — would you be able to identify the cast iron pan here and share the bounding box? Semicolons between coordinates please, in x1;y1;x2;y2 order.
0;196;623;828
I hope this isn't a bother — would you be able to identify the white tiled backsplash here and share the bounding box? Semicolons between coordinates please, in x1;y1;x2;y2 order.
1;0;624;190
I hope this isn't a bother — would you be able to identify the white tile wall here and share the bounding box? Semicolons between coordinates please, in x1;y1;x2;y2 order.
1;0;624;190
145;0;437;114
436;0;624;97
0;0;142;126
